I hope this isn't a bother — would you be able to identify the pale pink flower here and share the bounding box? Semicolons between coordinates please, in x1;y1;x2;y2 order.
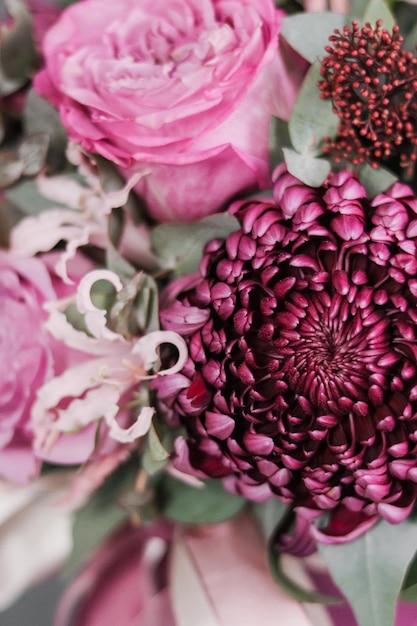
11;145;155;283
32;269;188;465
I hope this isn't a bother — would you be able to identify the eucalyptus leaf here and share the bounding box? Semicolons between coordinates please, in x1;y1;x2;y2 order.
318;518;417;626
106;242;137;282
151;213;239;277
19;133;49;177
363;0;396;30
23;90;68;170
63;499;126;579
289;61;339;157
269;116;288;171
359;163;398;197
148;422;170;462
280;13;349;64
252;499;289;540
157;475;246;524
0;0;36;81
283;148;330;187
0;154;23;188
63;458;138;577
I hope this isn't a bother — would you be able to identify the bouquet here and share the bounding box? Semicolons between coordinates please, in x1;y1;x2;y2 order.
3;0;417;624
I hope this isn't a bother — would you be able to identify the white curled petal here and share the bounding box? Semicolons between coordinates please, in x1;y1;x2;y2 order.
100;171;146;214
37;174;91;208
54;386;121;433
76;270;124;340
132;330;188;376
106;406;154;443
43;301;126;355
10;210;85;257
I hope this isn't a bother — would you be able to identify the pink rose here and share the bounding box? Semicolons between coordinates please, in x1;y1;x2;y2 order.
0;251;86;484
34;0;286;222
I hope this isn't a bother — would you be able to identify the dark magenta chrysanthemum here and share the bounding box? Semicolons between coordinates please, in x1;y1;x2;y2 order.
158;165;417;535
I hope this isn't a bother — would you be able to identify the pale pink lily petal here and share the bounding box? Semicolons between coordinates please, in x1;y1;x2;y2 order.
10;208;106;284
76;270;124;341
105;406;154;443
44;298;126;355
170;514;314;626
132;331;188;377
12;165;148;282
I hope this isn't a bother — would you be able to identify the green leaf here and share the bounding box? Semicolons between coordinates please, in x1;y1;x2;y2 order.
363;0;396;30
151;213;239;277
0;0;36;82
318;518;417;626
289;61;339;157
283;148;330;187
5;178;67;215
359;163;398;197
157;475;246;524
63;499;126;579
252;499;289;540
268;540;340;604
269;116;289;171
23;90;68;170
63;458;138;578
148;422;170;462
280;13;349;64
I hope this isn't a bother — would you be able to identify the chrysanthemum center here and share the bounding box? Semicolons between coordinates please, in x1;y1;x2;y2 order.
280;291;393;414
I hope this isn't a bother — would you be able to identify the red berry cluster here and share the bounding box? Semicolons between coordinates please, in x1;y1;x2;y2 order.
319;20;417;174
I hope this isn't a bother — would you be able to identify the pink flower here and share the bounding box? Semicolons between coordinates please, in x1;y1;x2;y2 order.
34;0;286;222
54;521;176;626
0;250;80;484
157;165;417;540
54;514;315;626
31;268;188;471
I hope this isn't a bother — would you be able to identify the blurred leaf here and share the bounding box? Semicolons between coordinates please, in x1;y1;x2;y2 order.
283;148;330;187
148;422;170;462
157;475;246;524
280;13;348;63
252;499;289;540
110;272;159;336
359;163;398;197
363;0;396;30
318;517;417;626
151;213;239;277
0;196;22;246
401;584;417;602
5;178;67;215
23;90;68;170
64;499;126;579
269;116;288;171
63;459;140;578
289;61;339;157
0;0;37;81
268;542;340;604
0;152;23;187
19;133;49;176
